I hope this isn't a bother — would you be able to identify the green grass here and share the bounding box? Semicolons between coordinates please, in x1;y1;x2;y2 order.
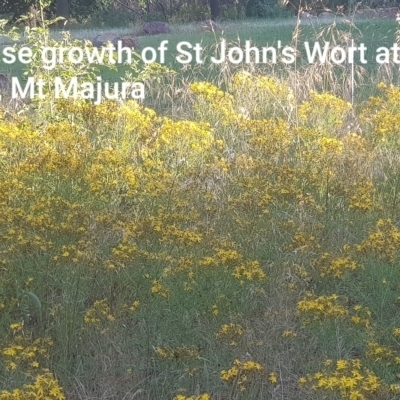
1;17;398;85
1;16;398;115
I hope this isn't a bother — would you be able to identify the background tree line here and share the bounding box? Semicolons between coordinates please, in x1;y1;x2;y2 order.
1;0;399;27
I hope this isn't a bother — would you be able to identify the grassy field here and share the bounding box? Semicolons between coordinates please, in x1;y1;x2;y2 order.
1;16;400;400
1;16;399;106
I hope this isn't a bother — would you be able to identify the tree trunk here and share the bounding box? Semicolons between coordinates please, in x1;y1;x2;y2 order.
56;0;70;28
27;5;38;28
210;0;220;20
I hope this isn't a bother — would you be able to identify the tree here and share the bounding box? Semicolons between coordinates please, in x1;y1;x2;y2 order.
0;0;55;25
245;0;275;17
68;0;113;22
56;0;70;27
0;0;111;24
209;0;220;20
0;0;35;21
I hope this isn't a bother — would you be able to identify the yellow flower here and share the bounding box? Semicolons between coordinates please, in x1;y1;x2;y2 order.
282;330;297;338
9;322;23;333
269;372;278;384
212;304;219;316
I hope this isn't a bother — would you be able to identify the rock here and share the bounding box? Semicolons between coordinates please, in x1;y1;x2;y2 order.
201;19;221;32
355;7;399;19
92;32;119;48
141;21;170;35
119;35;140;50
319;11;335;18
354;9;377;19
375;7;398;19
300;11;317;18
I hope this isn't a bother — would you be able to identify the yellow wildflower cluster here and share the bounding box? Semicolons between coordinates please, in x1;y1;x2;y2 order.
299;91;352;133
151;280;169;298
246;118;292;155
120;100;157;141
122;300;140;312
83;299;115;325
349;181;375;212
9;322;24;334
351;305;372;328
393;327;400;338
3;66;400;399
220;359;264;391
366;341;400;365
286;232;321;254
356;219;400;261
299;358;383;399
1;337;53;371
232;260;266;281
201;247;243;266
0;372;65;400
199;247;265;281
211;304;219;316
215;323;245;346
316;253;359;278
173;394;210;400
318;137;344;155
297;292;348;323
190;81;237;124
105;241;138;269
158;118;214;155
360;83;400;139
